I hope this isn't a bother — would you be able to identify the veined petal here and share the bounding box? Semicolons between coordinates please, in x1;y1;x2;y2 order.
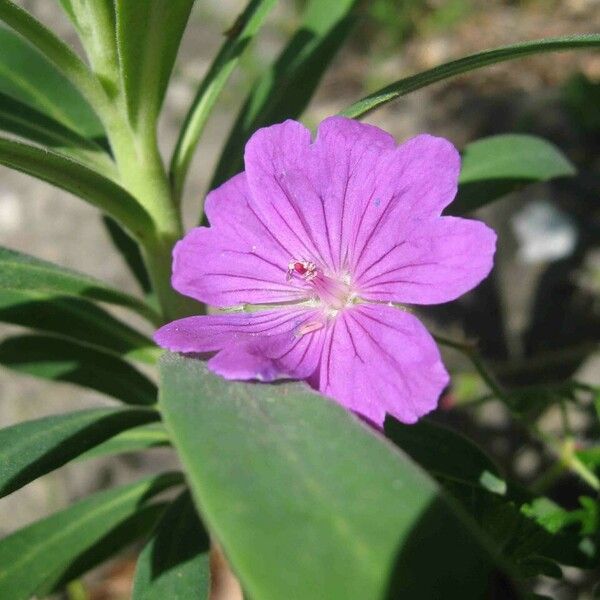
244;120;335;269
154;308;325;382
172;173;308;306
346;133;460;277
357;216;497;304
317;304;449;425
244;117;460;278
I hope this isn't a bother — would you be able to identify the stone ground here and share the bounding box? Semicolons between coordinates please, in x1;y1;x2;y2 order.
0;1;599;598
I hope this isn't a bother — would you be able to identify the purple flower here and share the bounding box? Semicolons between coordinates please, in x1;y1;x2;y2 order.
155;117;496;426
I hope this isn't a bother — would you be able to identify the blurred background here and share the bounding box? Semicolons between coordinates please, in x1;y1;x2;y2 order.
0;0;599;597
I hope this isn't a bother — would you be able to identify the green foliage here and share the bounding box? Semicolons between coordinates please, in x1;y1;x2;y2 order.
0;137;153;239
114;0;194;133
76;422;170;462
0;246;159;323
0;473;182;600
0;407;158;497
451;134;576;215
210;0;359;189
386;418;598;578
0;2;599;597
342;34;600;119
102;216;153;296
159;354;499;599
0;25;104;137
0;289;157;362
132;491;210;599
0;334;157;405
170;0;277;200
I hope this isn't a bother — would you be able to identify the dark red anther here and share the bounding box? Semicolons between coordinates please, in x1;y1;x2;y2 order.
293;262;307;275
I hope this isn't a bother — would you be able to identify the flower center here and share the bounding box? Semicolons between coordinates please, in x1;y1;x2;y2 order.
287;258;353;311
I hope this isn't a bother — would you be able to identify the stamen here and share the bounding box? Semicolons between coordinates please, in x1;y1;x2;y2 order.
296;320;324;337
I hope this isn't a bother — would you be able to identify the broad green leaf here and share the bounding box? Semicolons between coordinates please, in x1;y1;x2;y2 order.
385;418;506;494
342;34;600;119
210;0;358;189
102;216;152;296
0;24;104;138
115;0;194;131
0;246;159;324
160;354;500;599
132;491;210;600
450;134;576;215
0;407;158;498
170;0;276;200
0;290;157;363
0;334;157;405
0;91;112;172
76;423;170;462
0;136;153;239
0;473;182;600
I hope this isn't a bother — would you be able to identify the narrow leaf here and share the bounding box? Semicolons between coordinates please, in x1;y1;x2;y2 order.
115;0;194;131
58;0;119;96
170;0;276;200
0;407;158;498
210;0;358;189
160;354;501;599
47;503;167;596
132;491;210;600
76;423;170;462
0;246;159;324
0;5;106;134
342;34;600;119
0;290;157;362
0;91;112;171
0;473;182;600
102;216;152;295
0;24;104;138
0;136;153;239
451;134;576;214
0;334;157;405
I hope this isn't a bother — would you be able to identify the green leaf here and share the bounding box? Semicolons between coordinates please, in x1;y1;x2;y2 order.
0;24;104;138
0;91;112;171
0;290;157;363
0;136;153;240
0;334;157;405
58;0;119;96
342;34;600;119
48;503;167;596
0;407;158;498
102;216;152;296
385;418;506;494
160;354;500;599
170;0;276;200
450;134;576;214
0;246;159;324
210;0;358;190
76;423;170;462
115;0;194;132
132;491;210;600
0;473;182;600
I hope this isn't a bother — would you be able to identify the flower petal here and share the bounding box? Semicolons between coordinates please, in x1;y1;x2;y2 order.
244;120;334;268
345;133;460;277
317;304;449;425
244;117;460;278
172;173;308;306
154;308;325;382
357;216;497;305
